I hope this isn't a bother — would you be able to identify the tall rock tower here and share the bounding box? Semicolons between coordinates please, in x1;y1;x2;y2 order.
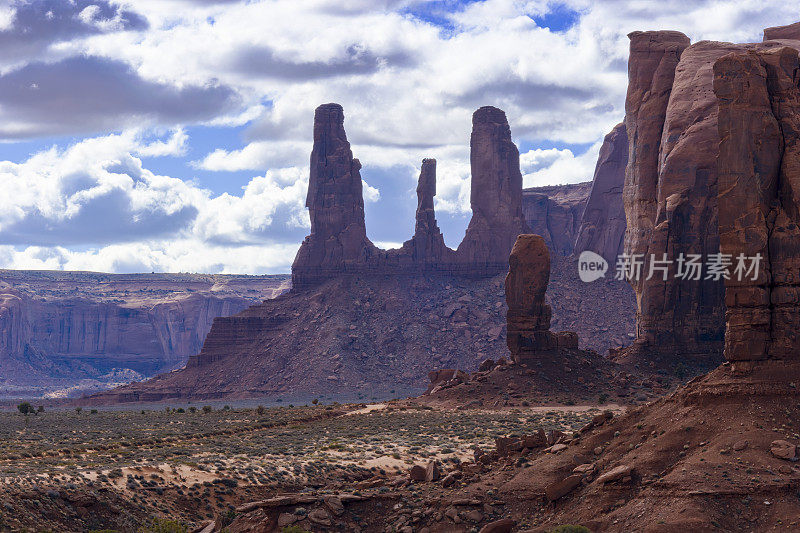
457;106;531;274
292;103;377;287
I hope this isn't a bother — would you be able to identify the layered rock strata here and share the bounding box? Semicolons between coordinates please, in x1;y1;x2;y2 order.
714;46;800;362
522;182;591;256
0;272;289;396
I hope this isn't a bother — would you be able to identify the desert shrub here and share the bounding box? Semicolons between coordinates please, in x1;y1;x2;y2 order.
37;405;44;413
139;518;187;533
281;527;311;533
202;405;213;413
75;407;82;413
176;408;185;413
189;406;197;413
90;409;98;414
549;526;591;533
221;509;238;527
256;405;265;415
17;402;34;415
598;393;609;404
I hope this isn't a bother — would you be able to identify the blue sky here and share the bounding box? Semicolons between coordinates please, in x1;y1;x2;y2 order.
0;0;797;274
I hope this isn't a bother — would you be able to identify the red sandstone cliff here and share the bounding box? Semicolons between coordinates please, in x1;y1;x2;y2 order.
618;28;800;369
574;122;627;263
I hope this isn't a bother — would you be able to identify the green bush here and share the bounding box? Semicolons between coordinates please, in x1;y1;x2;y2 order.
549;526;591;533
17;402;34;415
139;518;187;533
202;405;213;413
281;526;311;533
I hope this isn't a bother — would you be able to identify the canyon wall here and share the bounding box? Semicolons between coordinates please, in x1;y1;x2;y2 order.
574;122;627;263
0;272;288;396
522;182;591;256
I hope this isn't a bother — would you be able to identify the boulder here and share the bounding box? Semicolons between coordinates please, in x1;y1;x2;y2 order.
479;519;516;533
545;474;583;501
770;440;797;460
425;460;441;482
597;464;635;484
409;465;427;482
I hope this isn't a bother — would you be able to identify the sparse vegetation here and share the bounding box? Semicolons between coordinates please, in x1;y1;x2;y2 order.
549;526;591;533
139;518;187;533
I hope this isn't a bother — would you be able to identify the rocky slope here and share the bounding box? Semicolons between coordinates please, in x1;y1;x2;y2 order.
86;254;635;404
224;27;800;531
0;271;289;398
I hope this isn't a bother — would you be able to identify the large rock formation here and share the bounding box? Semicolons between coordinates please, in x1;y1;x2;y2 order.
505;235;578;362
764;21;800;41
574;122;627;263
456;107;531;269
0;272;289;398
291;103;378;287
505;235;554;359
292;104;529;286
618;28;800;369
89;104;641;403
522;182;591;256
714;46;800;362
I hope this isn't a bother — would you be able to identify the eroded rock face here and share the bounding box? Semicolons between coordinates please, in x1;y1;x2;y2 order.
292;103;378;287
714;46;800;362
621;28;800;368
574;123;627;263
457;106;531;270
505;234;556;360
0;272;289;395
764;22;800;41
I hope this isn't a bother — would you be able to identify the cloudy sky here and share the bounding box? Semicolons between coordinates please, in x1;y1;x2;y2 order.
0;0;796;274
